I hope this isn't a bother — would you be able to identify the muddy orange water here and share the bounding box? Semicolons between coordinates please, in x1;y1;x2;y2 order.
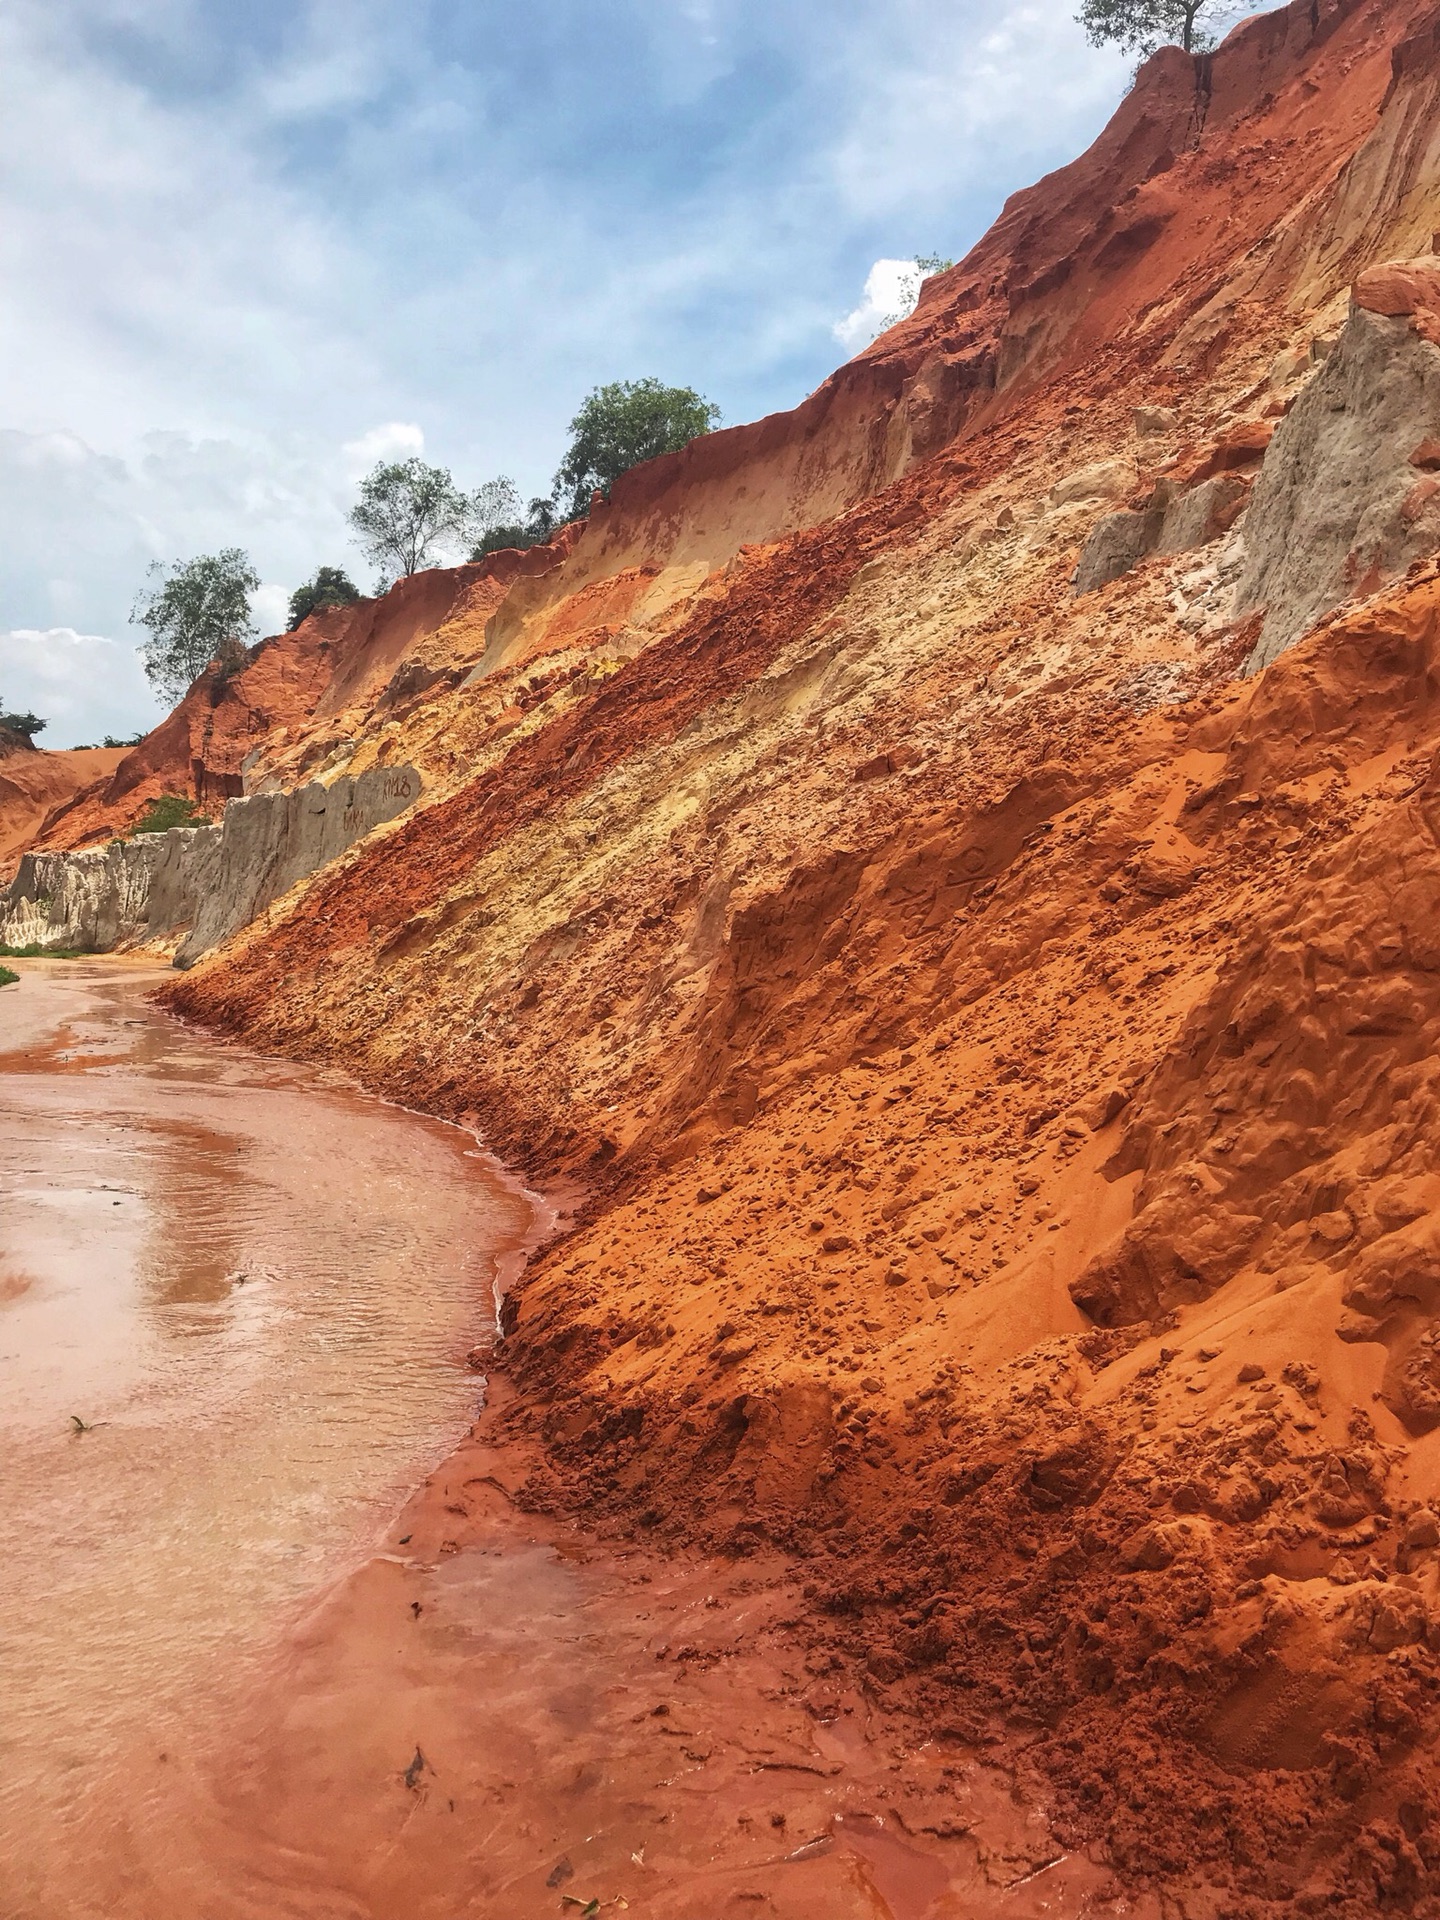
0;961;534;1913
0;964;1146;1920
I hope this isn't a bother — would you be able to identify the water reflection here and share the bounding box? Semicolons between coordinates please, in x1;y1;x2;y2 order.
135;1116;246;1316
0;962;534;1916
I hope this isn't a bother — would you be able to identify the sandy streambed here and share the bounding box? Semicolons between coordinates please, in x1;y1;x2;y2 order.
0;963;1139;1920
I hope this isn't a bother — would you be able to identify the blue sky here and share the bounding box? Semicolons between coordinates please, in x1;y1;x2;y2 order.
0;0;1140;745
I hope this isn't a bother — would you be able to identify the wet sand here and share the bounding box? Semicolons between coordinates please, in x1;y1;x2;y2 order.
51;1400;1143;1920
0;964;1140;1919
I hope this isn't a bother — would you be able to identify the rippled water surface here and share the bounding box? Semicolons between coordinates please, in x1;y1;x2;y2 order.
0;961;533;1907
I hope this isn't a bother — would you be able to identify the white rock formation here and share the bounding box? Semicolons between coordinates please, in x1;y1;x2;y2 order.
0;765;421;964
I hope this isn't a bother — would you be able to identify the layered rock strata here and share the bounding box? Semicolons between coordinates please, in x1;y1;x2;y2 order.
174;764;422;966
1;765;420;959
117;0;1440;1910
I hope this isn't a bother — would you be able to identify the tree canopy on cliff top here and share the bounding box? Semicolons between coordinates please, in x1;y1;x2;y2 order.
1077;0;1242;56
470;495;560;563
287;565;361;631
348;459;473;587
0;702;46;742
130;549;259;705
345;389;719;585
348;461;524;587
554;379;721;521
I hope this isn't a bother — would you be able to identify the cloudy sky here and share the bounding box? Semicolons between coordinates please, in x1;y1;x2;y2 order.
0;0;1141;745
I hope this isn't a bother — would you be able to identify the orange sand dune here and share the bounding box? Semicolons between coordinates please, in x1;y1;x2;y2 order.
0;740;126;874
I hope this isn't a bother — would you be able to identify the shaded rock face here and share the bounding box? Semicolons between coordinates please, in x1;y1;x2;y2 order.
1239;273;1440;668
0;766;420;959
1073;502;1167;594
1073;473;1252;594
0;831;220;953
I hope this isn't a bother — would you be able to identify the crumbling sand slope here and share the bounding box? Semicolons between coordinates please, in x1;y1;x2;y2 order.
0;735;125;874
160;0;1440;1910
33;541;570;850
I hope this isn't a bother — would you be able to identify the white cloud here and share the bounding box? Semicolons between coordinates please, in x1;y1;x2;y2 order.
252;584;293;635
0;627;160;745
341;422;426;482
834;258;923;352
821;0;1126;227
0;426;366;743
255;23;390;122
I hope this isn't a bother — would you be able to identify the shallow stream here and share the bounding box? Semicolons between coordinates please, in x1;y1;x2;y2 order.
0;961;534;1912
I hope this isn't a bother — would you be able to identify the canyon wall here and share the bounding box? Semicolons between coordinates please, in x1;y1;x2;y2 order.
0;734;126;873
74;0;1440;1908
1;765;420;959
28;546;563;853
1;831;215;955
40;0;1440;866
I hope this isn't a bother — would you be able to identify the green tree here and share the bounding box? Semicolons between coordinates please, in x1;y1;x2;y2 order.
0;703;47;741
471;475;523;542
130;549;259;705
1077;0;1239;56
348;458;481;586
554;379;721;520
470;494;561;562
287;565;361;630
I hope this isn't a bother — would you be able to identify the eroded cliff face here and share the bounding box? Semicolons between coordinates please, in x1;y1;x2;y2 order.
44;0;1440;862
30;546;565;851
2;766;420;960
0;735;127;873
125;0;1440;1908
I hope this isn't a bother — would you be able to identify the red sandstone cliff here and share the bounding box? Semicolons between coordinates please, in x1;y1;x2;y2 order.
126;0;1440;1908
34;535;578;850
38;0;1440;858
0;735;126;875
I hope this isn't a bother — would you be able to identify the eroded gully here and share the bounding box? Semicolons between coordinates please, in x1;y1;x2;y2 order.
0;962;1146;1920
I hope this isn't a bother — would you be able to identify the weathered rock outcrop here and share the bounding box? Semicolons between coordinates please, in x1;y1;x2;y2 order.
29;552;555;853
175;763;422;965
0;765;420;959
0;829;219;953
1239;258;1440;667
1074;470;1253;593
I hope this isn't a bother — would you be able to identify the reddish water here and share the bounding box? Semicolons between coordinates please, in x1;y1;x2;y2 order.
0;962;535;1915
